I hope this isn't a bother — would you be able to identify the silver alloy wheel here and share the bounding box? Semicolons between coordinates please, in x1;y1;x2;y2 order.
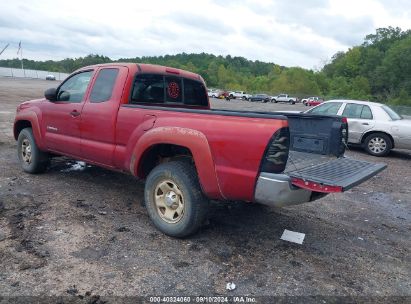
154;180;185;224
21;138;32;164
368;137;387;154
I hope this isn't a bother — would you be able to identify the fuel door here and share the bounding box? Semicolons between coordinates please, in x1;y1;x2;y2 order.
142;114;157;131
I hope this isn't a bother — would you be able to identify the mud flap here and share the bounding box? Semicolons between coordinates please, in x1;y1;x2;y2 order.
288;157;386;192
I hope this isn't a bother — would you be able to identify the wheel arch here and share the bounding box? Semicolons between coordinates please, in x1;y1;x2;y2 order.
137;143;193;178
129;127;223;200
361;131;395;148
14;113;45;150
14;120;32;139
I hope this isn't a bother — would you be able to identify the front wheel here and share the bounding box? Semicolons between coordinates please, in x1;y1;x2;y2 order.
363;133;392;157
144;160;209;237
17;128;49;173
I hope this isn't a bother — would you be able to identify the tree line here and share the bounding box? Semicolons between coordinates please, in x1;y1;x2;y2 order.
0;27;410;106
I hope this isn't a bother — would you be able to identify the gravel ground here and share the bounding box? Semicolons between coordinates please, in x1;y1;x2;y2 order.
0;78;410;302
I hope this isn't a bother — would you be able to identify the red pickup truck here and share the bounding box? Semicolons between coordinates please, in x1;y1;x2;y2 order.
14;63;386;237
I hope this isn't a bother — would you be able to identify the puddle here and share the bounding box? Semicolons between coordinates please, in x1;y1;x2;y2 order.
60;161;86;172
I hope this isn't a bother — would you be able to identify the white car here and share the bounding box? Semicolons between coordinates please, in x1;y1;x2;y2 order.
305;100;411;156
207;89;221;98
46;74;56;81
228;91;251;100
271;94;298;104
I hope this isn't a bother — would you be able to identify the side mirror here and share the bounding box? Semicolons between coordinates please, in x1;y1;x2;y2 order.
45;88;57;101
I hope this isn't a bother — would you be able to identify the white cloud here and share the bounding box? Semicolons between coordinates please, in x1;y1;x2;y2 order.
0;0;410;69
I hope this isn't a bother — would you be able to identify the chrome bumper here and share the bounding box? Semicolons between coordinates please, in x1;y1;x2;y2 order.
254;173;313;207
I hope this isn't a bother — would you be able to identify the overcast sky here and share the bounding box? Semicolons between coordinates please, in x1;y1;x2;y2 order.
1;0;411;69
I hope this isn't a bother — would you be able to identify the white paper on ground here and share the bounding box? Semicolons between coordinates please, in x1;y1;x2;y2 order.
226;282;236;291
280;229;305;244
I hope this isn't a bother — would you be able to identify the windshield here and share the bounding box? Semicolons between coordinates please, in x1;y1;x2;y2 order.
382;105;402;120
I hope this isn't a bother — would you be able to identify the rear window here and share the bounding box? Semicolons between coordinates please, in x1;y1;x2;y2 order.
382;105;402;120
130;74;207;106
184;78;208;106
131;74;164;103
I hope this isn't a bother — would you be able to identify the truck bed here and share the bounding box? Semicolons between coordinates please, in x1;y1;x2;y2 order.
284;151;335;173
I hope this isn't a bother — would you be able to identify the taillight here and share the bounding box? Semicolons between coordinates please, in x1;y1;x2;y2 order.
260;127;290;173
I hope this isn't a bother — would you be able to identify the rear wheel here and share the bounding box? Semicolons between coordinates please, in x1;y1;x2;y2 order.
144;160;209;237
17;128;49;173
363;133;392;157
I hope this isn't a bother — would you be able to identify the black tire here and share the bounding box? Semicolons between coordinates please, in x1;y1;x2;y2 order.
363;133;392;157
17;128;49;174
273;99;277;103
144;160;209;237
289;100;295;104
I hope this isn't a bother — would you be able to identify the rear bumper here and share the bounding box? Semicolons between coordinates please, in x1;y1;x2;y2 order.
254;173;315;207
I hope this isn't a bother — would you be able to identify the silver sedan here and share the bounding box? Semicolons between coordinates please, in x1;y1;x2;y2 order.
305;100;411;156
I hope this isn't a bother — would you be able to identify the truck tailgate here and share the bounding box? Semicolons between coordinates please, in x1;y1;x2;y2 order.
288;157;386;192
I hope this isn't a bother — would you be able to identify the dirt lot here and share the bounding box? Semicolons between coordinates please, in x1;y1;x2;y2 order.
0;78;410;301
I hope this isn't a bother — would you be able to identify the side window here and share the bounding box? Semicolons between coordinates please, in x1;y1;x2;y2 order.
309;102;342;115
361;105;373;119
90;68;119;103
129;74;208;107
130;74;164;104
57;71;93;103
342;103;363;118
184;78;208;106
165;76;182;103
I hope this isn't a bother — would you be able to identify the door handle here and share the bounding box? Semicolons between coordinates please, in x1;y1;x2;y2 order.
362;122;369;125
70;110;80;117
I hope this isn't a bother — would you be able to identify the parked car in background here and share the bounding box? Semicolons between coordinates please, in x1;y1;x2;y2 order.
304;97;324;106
207;89;221;98
305;100;411;156
46;74;56;81
249;94;270;102
228;91;251;100
271;94;298;104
